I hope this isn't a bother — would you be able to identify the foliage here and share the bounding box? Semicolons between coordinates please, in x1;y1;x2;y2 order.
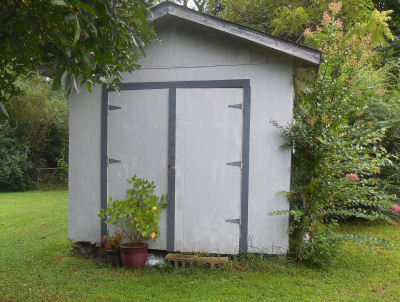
302;229;340;267
56;144;69;186
272;3;398;266
364;74;400;200
102;233;124;250
57;146;69;174
209;0;393;42
99;175;167;246
373;0;400;57
0;74;68;191
9;74;68;169
0;0;154;117
0;122;32;191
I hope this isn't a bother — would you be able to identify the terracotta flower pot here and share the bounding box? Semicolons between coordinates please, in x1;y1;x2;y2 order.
120;243;148;268
106;249;121;267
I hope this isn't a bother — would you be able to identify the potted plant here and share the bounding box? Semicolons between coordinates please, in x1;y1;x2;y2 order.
102;233;123;267
99;175;167;268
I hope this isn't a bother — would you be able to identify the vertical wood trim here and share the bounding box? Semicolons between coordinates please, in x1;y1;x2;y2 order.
100;85;108;238
167;87;176;252
240;83;251;252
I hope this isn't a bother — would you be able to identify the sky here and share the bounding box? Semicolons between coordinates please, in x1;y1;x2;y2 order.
174;0;197;9
187;0;197;9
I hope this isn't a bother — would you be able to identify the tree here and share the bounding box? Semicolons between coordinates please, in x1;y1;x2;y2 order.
278;6;397;265
209;0;393;42
0;0;154;117
10;74;69;169
373;0;400;36
0;73;69;191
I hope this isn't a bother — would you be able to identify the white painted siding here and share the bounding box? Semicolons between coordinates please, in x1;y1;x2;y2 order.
69;17;292;254
107;89;169;250
68;85;102;242
174;88;243;254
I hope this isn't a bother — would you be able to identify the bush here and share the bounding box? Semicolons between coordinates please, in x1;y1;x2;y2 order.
303;230;340;268
0;122;32;191
273;4;398;266
367;85;400;201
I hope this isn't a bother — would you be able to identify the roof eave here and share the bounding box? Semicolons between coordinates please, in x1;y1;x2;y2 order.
149;2;321;66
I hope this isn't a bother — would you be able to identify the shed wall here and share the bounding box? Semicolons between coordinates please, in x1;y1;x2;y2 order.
68;85;102;242
69;18;293;254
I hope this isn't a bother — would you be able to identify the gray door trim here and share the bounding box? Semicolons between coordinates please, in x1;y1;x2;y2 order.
101;79;251;253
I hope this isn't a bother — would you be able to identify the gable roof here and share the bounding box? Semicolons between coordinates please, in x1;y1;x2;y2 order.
150;2;321;66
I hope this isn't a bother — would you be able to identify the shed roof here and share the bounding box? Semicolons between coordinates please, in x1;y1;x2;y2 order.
150;2;321;66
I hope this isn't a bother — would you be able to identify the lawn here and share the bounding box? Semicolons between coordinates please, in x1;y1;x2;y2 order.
1;191;400;301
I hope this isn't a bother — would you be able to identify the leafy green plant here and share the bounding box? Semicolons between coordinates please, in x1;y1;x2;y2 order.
302;229;340;268
56;144;69;186
1;0;155;116
208;0;393;43
1;73;69;190
269;3;398;266
0;122;32;191
10;74;68;169
98;175;167;246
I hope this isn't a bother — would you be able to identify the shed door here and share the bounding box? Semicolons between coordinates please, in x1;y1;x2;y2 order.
107;89;169;250
174;88;243;254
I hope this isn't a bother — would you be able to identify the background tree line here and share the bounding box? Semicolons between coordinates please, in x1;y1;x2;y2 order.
0;74;68;191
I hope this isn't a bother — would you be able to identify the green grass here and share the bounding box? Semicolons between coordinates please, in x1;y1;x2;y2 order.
1;190;400;301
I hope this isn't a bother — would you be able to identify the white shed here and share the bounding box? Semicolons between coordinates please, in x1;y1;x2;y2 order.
68;2;320;255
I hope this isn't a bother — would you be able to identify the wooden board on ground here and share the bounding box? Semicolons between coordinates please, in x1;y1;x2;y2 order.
165;253;229;268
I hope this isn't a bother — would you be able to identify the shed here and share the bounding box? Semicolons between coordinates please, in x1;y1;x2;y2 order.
68;2;321;255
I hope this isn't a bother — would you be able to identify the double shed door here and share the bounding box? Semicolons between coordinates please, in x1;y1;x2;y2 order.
106;82;247;254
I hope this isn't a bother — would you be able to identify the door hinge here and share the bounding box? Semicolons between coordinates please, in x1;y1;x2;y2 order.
108;158;121;165
228;104;243;110
108;105;121;111
226;161;242;168
225;218;240;224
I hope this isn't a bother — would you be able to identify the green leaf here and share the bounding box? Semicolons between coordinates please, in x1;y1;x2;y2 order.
72;73;79;93
82;51;96;69
73;14;81;46
0;102;9;117
55;32;69;46
71;1;97;16
51;0;67;6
